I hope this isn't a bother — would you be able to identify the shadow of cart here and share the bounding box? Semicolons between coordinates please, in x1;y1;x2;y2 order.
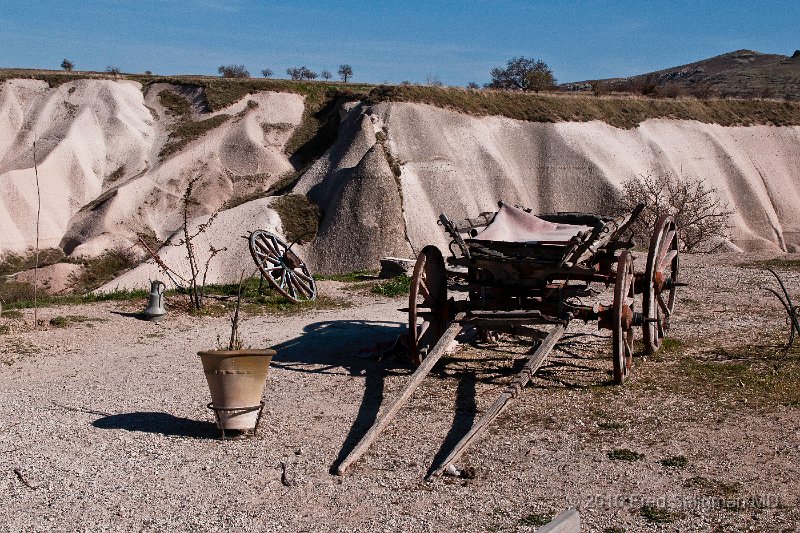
268;319;410;473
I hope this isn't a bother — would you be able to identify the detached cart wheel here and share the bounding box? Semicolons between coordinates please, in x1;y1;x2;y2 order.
249;230;317;304
643;215;679;354
408;246;449;365
612;251;636;385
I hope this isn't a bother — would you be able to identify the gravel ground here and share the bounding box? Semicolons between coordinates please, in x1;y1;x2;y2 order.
1;253;799;532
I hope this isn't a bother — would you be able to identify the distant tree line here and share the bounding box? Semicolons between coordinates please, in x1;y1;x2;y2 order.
216;63;354;82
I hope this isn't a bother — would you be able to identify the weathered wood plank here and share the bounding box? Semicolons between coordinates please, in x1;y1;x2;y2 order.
427;324;565;479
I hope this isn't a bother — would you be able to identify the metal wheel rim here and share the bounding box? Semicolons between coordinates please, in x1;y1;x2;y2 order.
408;246;448;365
643;215;679;353
613;251;636;385
249;230;317;304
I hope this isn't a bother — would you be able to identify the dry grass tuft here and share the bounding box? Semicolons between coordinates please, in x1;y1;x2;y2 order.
271;194;321;244
160;114;230;159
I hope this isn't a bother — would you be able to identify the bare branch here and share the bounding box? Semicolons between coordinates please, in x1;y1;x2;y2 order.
620;172;734;253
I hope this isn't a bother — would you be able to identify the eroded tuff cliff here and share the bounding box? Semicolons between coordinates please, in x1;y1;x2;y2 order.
1;78;798;288
0;78;302;259
299;101;800;274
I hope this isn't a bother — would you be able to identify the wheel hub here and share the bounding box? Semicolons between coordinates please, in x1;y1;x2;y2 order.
653;270;666;293
621;304;633;331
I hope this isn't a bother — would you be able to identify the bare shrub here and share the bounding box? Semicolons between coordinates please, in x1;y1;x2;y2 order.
637;75;660;96
286;66;317;81
690;83;718;99
138;177;225;310
591;81;610;96
662;83;687;98
218;64;250;78
757;87;775;99
425;74;443;87
620;173;734;252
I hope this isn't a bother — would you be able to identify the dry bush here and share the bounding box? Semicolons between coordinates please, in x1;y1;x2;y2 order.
0;248;65;276
175;178;225;310
138;177;225;311
218;64;250;78
73;247;139;293
690;83;718;99
662;83;687;98
591;81;610;96
620;173;734;252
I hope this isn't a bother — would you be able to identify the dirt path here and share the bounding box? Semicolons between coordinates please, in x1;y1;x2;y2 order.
1;254;799;531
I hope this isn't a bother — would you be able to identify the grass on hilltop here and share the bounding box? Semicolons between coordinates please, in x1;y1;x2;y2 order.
4;69;800;131
366;84;800;128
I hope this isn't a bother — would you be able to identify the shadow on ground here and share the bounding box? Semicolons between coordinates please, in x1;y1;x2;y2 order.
268;319;410;473
109;310;162;322
266;319;600;475
93;412;219;439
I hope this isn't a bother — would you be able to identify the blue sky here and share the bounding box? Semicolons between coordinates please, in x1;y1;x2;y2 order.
1;0;797;85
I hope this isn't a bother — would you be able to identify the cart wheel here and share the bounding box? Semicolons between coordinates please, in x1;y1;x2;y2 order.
613;251;636;385
643;215;679;354
408;246;448;365
249;230;317;304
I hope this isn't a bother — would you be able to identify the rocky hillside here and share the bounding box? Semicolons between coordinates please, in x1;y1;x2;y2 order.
1;74;799;290
564;49;800;99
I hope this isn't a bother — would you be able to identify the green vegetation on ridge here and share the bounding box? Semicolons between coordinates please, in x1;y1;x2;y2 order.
366;84;800;128
3;69;800;129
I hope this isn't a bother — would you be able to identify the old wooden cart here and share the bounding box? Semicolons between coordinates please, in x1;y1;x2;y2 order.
337;201;680;477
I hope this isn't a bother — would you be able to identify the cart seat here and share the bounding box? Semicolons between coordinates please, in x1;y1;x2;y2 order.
473;203;592;244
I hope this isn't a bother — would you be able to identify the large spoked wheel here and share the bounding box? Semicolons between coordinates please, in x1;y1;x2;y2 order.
612;251;636;385
408;246;448;365
249;230;317;304
643;215;679;354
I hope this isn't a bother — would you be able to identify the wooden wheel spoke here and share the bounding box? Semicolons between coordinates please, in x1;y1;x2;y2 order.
418;320;431;339
293;275;310;299
624;336;633;357
663;229;677;247
293;269;314;284
418;280;431;300
255;241;276;258
287;275;299;297
658;249;678;271
286;273;299;298
262;257;281;267
657;292;671;316
292;274;314;298
258;235;278;255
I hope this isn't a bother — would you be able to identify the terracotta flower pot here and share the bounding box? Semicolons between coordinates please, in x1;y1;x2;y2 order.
198;349;276;430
